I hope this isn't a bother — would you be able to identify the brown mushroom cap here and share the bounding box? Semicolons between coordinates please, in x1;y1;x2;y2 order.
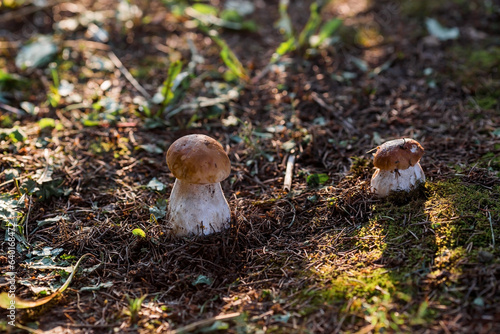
373;138;424;171
166;134;231;184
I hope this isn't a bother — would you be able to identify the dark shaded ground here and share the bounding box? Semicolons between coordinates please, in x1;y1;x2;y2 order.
1;0;500;333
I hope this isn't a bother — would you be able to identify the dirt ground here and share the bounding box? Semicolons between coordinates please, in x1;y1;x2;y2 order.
0;0;500;333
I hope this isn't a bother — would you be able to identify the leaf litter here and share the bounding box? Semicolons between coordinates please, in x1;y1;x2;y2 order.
0;0;499;333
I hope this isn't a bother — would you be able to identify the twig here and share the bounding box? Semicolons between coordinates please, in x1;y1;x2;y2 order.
251;61;273;84
283;152;295;192
107;51;152;99
0;179;15;189
488;211;495;247
285;200;296;228
46;323;117;329
0;41;21;49
0;102;25;116
13;323;43;334
310;91;357;134
334;298;353;333
62;40;110;51
167;312;241;334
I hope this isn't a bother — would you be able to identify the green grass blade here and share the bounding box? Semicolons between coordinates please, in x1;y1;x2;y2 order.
276;0;293;39
271;37;296;63
204;29;247;81
220;46;247;80
0;253;93;309
297;2;321;48
161;60;183;108
312;18;343;48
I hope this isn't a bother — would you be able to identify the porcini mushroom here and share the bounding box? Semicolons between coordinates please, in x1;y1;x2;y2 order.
166;134;231;236
370;138;425;197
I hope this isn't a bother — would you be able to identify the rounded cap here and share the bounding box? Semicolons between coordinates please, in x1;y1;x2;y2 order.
166;134;231;184
373;138;424;171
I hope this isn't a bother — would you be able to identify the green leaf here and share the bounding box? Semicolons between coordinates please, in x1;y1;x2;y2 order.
38;118;56;129
20;179;39;195
0;195;21;229
36;215;68;227
306;173;329;187
149;199;167;220
15;36;57;70
146;178;167;192
312;18;342;47
0;127;27;143
473;297;484;307
192;274;213;286
273;312;291;323
191;3;218;15
4;169;19;181
425;18;459;41
220;9;242;23
9;128;27;143
161;60;183;108
0;253;92;309
271;37;296;63
20;101;39;116
138;144;164;154
275;0;293;39
34;179;64;201
297;2;321;48
281;140;296;152
82;119;101;127
219;45;247;80
351;57;369;72
132;228;146;238
200;320;229;332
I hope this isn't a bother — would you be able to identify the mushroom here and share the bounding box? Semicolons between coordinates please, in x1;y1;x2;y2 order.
370;138;425;197
166;134;231;236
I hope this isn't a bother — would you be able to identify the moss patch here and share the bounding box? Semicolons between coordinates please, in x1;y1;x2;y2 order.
290;178;499;331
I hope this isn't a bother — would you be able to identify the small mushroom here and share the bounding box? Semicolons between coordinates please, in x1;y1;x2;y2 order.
370;138;425;197
166;134;231;236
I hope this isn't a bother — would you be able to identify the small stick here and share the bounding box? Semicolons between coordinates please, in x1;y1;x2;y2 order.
0;102;25;116
62;40;110;51
283;152;295;192
107;51;152;99
167;312;241;334
488;211;495;247
310;91;357;134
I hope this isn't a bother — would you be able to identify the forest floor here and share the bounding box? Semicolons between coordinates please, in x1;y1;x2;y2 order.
0;0;500;333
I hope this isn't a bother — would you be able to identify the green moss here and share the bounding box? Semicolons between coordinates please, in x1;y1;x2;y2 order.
466;48;500;70
425;180;500;253
449;45;500;109
292;178;499;331
479;152;500;175
348;156;372;179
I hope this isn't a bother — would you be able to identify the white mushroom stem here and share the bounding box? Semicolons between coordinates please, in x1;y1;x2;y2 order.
371;162;425;197
168;179;230;236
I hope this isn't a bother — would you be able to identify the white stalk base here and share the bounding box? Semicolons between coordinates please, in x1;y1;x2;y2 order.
371;163;425;197
167;179;230;236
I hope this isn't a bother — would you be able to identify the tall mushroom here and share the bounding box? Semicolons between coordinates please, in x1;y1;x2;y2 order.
370;138;425;197
166;134;231;236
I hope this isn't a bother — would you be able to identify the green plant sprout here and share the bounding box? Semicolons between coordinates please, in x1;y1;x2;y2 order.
47;63;61;107
125;294;147;324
